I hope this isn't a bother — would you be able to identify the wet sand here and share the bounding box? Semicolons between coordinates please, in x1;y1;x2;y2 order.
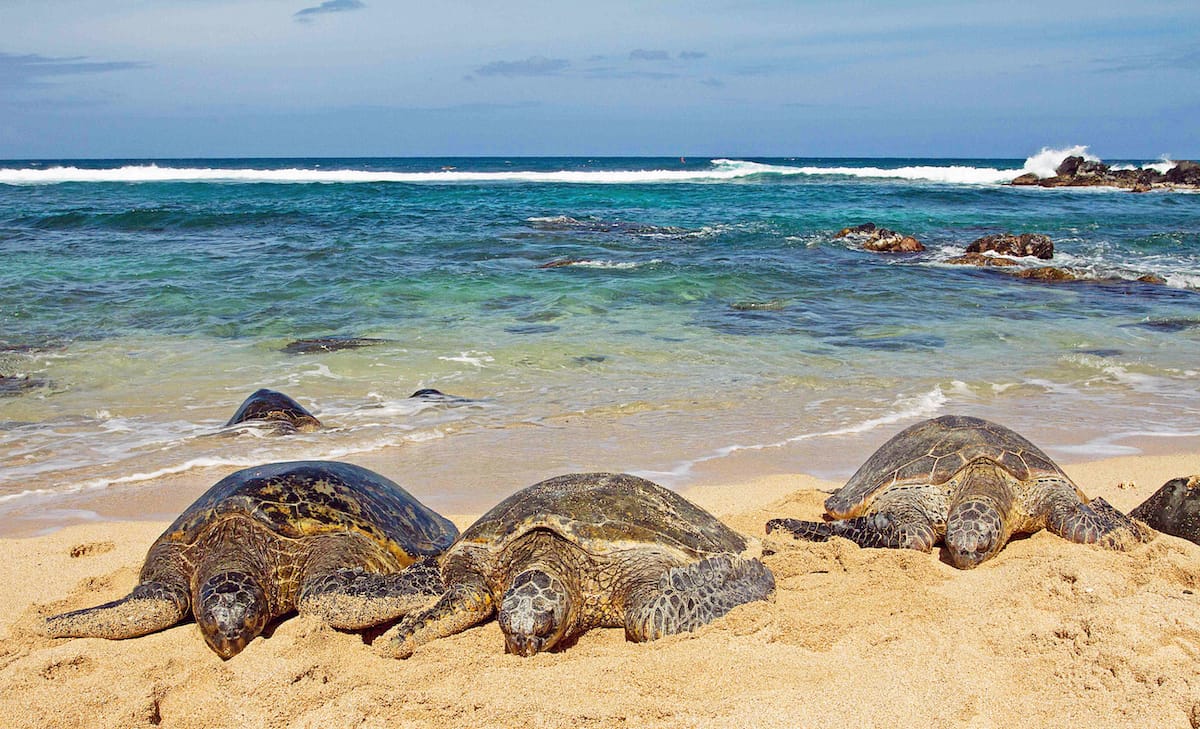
3;454;1200;728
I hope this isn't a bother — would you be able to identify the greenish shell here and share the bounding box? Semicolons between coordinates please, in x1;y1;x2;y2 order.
159;461;458;564
454;472;746;558
826;415;1071;518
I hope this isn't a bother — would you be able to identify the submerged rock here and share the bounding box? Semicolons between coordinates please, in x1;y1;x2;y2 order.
225;388;321;433
0;375;49;397
282;337;387;354
946;253;1020;267
966;233;1054;260
1012;266;1078;282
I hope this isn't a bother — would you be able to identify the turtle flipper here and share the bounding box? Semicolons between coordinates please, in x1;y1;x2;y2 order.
1046;495;1155;549
45;580;189;640
624;556;774;642
298;557;446;630
377;578;494;659
767;511;938;552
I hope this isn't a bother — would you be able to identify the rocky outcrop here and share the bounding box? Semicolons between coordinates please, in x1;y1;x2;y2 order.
834;223;925;252
946;253;1019;267
1011;157;1200;192
966;233;1054;260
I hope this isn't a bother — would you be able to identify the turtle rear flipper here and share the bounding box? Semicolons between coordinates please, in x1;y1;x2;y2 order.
377;578;494;659
45;580;188;640
624;556;775;642
768;510;938;552
298;558;445;630
1047;494;1155;548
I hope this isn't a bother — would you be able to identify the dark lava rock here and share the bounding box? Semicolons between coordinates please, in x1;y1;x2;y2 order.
834;223;878;238
282;337;387;354
946;253;1021;267
1131;476;1200;545
1012;266;1078;282
835;222;924;252
225;388;321;433
967;233;1054;260
1164;160;1200;186
1012;157;1200;192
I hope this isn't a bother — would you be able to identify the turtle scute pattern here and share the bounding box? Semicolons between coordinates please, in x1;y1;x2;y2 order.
224;388;321;434
379;472;775;659
44;461;458;659
767;415;1153;568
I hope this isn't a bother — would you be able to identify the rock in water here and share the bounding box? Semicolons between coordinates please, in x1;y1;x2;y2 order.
966;233;1054;260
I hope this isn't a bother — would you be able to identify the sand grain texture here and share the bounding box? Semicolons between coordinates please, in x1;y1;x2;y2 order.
3;460;1200;728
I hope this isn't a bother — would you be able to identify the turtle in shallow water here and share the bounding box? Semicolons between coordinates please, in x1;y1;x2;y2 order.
224;388;321;434
766;415;1152;568
379;472;774;658
45;461;458;658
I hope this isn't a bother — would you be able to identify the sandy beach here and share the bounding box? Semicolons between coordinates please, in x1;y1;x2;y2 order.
3;453;1199;728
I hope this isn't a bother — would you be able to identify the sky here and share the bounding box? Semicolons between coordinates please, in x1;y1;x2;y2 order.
0;0;1197;158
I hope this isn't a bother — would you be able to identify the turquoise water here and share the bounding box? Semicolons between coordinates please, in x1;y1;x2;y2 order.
1;155;1198;532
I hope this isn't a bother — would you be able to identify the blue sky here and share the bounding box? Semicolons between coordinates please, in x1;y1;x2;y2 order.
1;1;1196;158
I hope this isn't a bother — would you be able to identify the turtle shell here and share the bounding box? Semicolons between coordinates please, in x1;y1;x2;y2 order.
825;415;1069;518
453;472;746;558
158;461;458;564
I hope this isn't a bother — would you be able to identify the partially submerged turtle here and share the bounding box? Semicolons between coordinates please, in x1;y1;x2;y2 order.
45;461;458;658
225;388;321;433
1130;475;1200;545
380;472;774;658
767;415;1152;568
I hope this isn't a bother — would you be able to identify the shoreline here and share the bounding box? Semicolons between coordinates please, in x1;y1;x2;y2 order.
3;422;1198;539
2;451;1198;727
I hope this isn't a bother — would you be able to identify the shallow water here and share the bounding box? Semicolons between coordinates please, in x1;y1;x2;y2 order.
1;154;1198;534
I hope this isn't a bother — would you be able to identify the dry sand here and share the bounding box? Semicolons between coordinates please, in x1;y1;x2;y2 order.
3;455;1200;728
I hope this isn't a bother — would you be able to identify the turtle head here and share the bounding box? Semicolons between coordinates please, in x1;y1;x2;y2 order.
498;567;571;657
946;498;1007;569
194;570;270;659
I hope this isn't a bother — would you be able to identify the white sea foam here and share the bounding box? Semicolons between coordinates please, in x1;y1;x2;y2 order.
0;158;1015;186
640;386;948;483
1020;145;1099;179
0;456;249;505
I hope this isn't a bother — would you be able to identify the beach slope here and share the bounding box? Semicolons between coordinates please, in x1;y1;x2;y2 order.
3;457;1200;728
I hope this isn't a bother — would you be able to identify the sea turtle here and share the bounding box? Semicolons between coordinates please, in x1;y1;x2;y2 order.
1130;475;1200;545
224;388;321;433
379;472;774;658
45;461;458;658
766;415;1152;568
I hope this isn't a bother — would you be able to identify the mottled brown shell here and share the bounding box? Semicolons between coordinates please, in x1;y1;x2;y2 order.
452;472;746;559
158;461;458;564
825;415;1070;518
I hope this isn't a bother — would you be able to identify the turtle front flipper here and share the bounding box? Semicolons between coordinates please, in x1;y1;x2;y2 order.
624;556;774;642
1045;491;1155;549
298;557;446;630
767;510;939;552
377;577;494;659
45;580;189;640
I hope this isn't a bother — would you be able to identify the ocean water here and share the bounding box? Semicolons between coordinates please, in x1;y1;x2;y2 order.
1;151;1198;533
